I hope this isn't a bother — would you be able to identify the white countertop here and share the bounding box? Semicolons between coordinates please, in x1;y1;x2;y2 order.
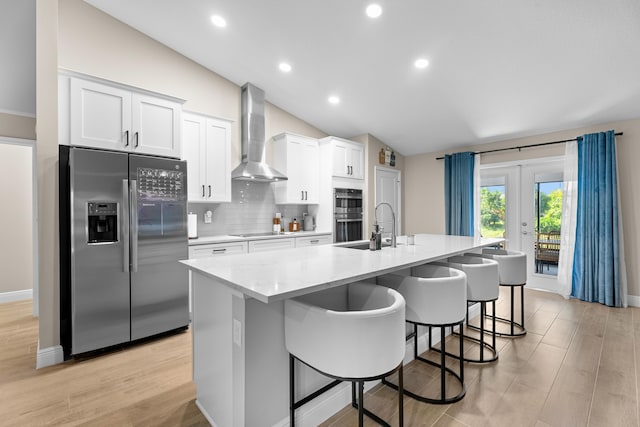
188;230;332;246
181;234;503;303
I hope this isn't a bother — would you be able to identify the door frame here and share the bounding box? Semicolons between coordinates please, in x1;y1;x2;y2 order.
374;166;402;236
0;137;38;316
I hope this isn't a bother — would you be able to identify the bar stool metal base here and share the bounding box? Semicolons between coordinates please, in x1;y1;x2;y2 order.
438;300;498;364
289;354;404;427
467;284;526;338
383;321;465;405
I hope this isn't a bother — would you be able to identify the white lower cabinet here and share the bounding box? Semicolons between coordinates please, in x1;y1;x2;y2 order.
188;241;248;316
188;241;248;259
295;234;332;247
248;238;295;253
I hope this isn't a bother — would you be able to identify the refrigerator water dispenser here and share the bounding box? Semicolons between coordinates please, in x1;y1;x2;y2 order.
87;202;118;243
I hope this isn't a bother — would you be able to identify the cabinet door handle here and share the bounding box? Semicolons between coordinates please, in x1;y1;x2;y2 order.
301;190;304;200
305;191;308;200
212;248;227;254
310;239;319;244
124;130;129;147
134;132;139;148
202;185;205;198
208;185;212;198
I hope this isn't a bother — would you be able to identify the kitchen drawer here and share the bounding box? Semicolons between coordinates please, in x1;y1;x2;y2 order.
295;234;332;247
248;238;295;253
189;241;248;258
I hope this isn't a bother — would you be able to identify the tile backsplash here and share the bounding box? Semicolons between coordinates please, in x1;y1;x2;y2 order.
188;181;316;237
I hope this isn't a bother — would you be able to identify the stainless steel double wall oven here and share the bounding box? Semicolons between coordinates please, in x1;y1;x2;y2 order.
334;187;363;243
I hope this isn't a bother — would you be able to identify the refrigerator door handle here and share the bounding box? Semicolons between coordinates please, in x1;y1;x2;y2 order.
130;179;139;273
122;179;130;273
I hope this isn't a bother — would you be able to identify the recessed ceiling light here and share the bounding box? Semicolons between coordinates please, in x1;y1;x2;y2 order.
328;95;340;105
366;4;383;18
279;62;292;73
210;14;227;28
414;58;429;69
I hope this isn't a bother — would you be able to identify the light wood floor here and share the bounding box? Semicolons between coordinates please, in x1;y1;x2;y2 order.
322;288;640;427
0;300;208;426
2;288;639;426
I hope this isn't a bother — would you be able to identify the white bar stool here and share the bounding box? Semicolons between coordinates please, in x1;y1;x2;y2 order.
465;249;527;337
427;255;500;363
284;281;406;427
377;264;467;404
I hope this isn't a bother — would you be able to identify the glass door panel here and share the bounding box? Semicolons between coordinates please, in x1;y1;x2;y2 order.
534;181;563;276
480;159;564;292
480;184;506;242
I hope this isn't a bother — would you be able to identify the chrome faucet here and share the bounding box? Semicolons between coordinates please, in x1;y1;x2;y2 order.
374;202;397;248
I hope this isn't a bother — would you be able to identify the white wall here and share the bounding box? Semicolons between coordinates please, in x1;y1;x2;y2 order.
0;141;33;294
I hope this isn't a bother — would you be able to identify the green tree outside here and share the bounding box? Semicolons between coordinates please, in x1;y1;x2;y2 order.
538;189;563;233
480;184;563;238
480;187;505;238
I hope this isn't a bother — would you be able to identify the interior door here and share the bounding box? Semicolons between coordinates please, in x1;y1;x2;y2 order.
479;159;564;292
375;167;401;238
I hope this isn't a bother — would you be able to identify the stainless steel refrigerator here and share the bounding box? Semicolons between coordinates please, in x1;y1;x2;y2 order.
59;146;189;358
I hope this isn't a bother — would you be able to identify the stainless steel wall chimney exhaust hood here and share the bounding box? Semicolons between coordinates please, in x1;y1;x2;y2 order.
231;83;288;182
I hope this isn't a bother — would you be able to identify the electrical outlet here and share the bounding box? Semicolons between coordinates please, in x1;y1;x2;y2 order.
204;210;213;224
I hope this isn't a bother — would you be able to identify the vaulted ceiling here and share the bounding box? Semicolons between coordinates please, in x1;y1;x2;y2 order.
6;1;640;156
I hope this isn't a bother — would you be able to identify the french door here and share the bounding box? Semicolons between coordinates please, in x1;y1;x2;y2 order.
479;158;564;292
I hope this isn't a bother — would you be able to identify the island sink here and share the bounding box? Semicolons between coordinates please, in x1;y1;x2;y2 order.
342;241;391;250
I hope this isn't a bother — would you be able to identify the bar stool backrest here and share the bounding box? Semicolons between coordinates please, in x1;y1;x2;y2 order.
433;256;499;302
284;282;406;379
380;265;467;325
481;249;527;285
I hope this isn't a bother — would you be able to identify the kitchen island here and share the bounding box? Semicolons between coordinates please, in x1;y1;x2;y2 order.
181;234;502;427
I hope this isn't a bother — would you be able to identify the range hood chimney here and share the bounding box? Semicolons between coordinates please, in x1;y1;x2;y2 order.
231;83;288;182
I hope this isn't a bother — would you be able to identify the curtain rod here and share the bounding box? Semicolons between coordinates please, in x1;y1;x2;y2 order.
435;131;624;160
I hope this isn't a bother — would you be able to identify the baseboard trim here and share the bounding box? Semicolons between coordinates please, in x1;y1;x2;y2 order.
273;381;378;427
0;289;32;304
627;295;640;308
36;343;64;369
195;400;219;427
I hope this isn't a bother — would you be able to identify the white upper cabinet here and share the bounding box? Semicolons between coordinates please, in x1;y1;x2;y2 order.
67;75;182;158
182;112;232;203
131;93;181;158
271;133;319;204
324;137;364;180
